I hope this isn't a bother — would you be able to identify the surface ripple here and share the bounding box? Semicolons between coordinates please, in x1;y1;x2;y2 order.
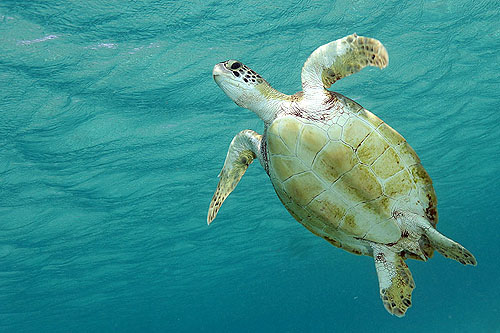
0;0;498;332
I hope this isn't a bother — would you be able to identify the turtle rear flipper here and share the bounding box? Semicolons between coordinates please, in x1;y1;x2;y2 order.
371;244;415;317
422;225;477;266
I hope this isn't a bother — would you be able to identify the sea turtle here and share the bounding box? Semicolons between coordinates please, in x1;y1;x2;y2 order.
207;34;476;317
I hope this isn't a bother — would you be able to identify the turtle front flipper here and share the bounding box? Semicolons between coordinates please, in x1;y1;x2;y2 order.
207;130;262;224
301;34;388;97
371;243;415;317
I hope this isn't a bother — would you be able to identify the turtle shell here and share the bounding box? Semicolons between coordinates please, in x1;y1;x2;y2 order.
266;96;437;256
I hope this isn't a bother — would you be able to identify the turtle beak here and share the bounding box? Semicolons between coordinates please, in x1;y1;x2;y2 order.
213;63;225;78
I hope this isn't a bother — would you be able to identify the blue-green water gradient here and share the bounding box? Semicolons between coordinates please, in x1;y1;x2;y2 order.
0;1;499;332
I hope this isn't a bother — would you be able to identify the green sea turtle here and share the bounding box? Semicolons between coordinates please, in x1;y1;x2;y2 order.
207;34;476;317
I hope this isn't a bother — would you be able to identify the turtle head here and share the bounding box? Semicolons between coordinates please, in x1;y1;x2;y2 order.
213;60;287;122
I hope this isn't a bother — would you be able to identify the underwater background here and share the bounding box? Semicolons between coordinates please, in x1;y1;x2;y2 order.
0;0;499;332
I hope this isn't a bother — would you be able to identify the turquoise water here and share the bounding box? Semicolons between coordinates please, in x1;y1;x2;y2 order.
1;0;499;331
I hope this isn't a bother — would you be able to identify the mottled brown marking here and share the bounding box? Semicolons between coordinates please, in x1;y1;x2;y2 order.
283;171;324;206
372;147;404;179
313;141;357;183
358;196;392;219
376;122;405;147
341;214;366;236
306;191;346;227
286;101;336;123
260;135;270;174
392;210;403;219
396;142;420;166
323;91;339;108
333;164;382;202
425;193;438;223
325;236;340;246
357;130;389;165
409;164;433;186
384;169;414;198
270;155;306;182
342;117;372;149
297;124;328;167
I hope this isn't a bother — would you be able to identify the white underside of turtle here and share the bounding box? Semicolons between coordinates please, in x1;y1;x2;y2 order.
207;34;476;317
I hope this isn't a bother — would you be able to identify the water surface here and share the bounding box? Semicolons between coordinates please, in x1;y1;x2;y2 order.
0;1;499;332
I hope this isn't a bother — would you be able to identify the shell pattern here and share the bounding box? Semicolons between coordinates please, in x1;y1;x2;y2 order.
266;93;437;256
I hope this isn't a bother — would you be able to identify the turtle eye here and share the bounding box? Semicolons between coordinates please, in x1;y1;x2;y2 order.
230;62;241;70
